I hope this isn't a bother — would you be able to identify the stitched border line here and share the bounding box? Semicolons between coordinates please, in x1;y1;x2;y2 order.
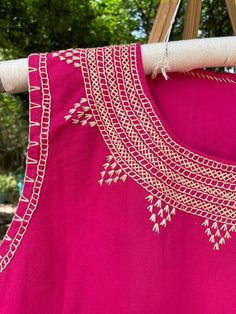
0;53;51;274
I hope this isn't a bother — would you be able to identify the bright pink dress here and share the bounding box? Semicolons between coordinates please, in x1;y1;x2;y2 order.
0;43;236;313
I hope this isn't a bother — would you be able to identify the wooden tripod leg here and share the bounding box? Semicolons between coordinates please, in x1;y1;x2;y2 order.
225;0;236;35
182;0;202;39
148;0;179;43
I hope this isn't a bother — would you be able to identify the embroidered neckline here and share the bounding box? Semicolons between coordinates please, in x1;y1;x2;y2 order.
77;43;236;250
136;42;236;169
52;43;236;250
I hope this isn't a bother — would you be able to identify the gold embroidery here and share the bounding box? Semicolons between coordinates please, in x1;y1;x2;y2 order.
202;218;236;250
64;97;97;127
146;194;176;234
52;49;98;128
52;48;81;67
98;154;128;186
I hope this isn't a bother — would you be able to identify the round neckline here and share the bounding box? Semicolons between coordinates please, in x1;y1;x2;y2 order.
135;42;236;169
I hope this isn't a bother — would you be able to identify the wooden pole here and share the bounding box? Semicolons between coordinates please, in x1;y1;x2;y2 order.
148;0;179;43
182;0;202;39
225;0;236;35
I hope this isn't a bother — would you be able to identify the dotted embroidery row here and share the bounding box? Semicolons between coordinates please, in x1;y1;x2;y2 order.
181;70;236;84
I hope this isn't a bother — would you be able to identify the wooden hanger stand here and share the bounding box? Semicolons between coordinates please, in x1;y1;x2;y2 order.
148;0;236;43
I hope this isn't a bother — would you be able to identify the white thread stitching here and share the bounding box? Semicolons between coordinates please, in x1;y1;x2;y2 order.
78;44;236;226
0;53;51;273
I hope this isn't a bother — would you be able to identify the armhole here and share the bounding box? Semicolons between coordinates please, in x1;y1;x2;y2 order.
0;52;51;274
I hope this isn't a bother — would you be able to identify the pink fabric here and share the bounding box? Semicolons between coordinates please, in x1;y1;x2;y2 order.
0;43;236;313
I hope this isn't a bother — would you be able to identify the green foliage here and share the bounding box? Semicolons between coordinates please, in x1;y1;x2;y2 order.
0;0;107;58
0;93;28;172
0;0;234;58
121;0;160;41
0;0;162;58
200;0;234;38
90;0;160;44
90;0;136;44
0;172;18;193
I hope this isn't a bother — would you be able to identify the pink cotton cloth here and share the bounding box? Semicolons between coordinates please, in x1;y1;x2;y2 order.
0;43;236;313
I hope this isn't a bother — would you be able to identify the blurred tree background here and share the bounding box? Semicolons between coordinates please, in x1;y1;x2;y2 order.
0;0;234;201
